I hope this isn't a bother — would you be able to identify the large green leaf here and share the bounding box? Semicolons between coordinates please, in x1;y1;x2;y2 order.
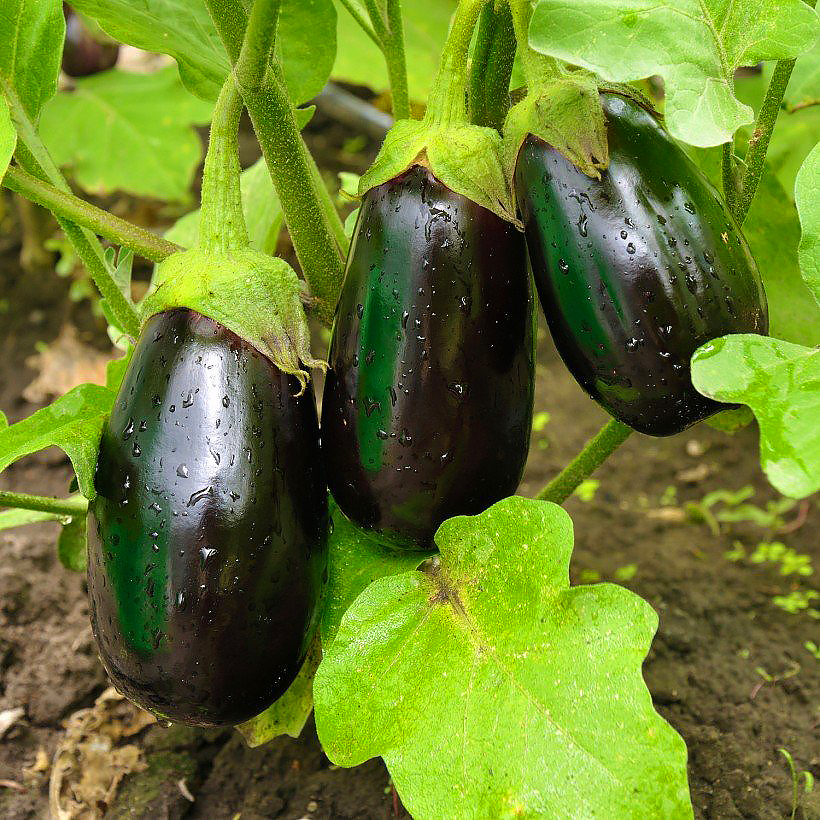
0;384;116;499
796;141;820;305
333;0;455;100
314;497;693;819
692;336;820;499
529;0;820;147
71;0;336;106
688;146;820;348
322;501;428;645
0;0;63;120
39;67;212;202
0;93;14;176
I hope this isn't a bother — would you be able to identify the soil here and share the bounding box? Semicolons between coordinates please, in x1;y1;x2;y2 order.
0;119;817;819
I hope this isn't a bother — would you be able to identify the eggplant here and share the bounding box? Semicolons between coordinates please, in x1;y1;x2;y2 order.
321;166;535;549
62;6;119;78
514;93;768;435
88;308;327;726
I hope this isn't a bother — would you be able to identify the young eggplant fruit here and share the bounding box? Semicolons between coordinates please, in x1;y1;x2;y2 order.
88;308;327;726
62;6;119;77
515;93;768;435
322;166;535;549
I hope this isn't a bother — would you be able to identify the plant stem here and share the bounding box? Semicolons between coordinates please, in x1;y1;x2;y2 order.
3;165;181;263
721;141;738;214
734;0;816;224
206;0;344;325
198;77;248;254
383;0;410;120
508;0;559;93
537;419;632;504
469;1;516;129
306;148;350;255
735;61;793;224
0;490;88;517
425;0;489;128
4;88;140;338
337;0;380;45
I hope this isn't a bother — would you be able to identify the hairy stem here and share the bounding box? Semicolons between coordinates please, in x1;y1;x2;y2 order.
383;0;410;120
198;76;248;253
3;165;180;263
5;89;140;338
469;1;516;129
425;0;489;127
721;141;738;214
0;490;88;517
306;148;350;255
735;61;794;224
537;419;632;504
206;0;344;325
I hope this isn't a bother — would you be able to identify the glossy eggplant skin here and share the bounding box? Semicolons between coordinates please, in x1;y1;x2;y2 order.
515;94;768;436
62;7;119;77
88;309;327;727
321;166;535;549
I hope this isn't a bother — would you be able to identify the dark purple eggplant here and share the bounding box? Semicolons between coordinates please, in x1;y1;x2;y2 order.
321;166;535;549
62;5;119;77
514;93;768;435
88;308;327;727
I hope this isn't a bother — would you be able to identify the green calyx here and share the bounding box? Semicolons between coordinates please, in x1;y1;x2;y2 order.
142;248;324;392
503;72;609;181
503;0;609;181
142;75;322;391
359;0;517;224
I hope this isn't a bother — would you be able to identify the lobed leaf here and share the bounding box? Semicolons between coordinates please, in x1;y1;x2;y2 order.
528;0;820;147
314;497;693;819
321;502;428;646
70;0;336;106
692;335;820;499
39;67;213;203
0;384;116;499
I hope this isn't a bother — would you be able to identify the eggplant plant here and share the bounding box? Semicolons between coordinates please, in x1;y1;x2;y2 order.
0;0;818;816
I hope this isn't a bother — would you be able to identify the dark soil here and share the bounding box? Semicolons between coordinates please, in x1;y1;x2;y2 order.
0;129;817;819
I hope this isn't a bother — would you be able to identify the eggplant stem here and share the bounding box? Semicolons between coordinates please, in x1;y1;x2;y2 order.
537;419;632;504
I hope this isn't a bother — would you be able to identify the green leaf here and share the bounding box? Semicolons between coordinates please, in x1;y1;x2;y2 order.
333;0;456;100
0;94;15;177
0;0;64;120
71;0;337;106
322;502;428;645
39;67;213;203
105;349;132;392
692;335;820;499
528;0;820;147
237;633;321;745
796;141;820;305
688;146;820;347
0;507;63;530
164;156;285;254
57;514;87;572
314;497;693;818
0;384;116;499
